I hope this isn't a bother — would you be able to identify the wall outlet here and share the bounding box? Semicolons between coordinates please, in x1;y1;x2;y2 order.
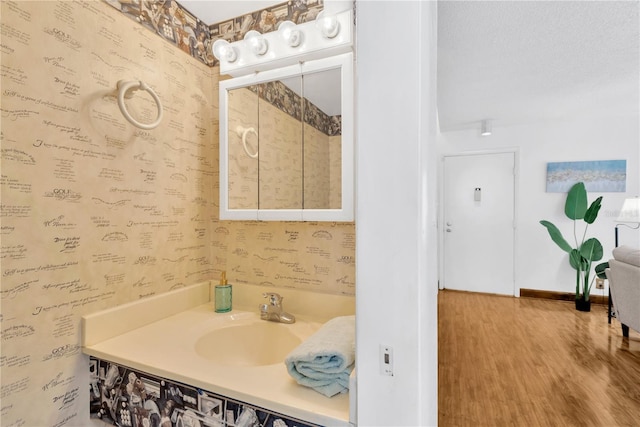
596;278;605;289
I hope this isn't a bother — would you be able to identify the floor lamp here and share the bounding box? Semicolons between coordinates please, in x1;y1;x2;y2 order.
609;197;640;323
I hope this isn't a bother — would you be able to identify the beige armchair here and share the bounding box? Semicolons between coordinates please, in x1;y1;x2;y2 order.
605;245;640;337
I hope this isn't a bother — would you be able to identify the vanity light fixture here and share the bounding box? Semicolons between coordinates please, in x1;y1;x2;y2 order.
212;39;237;63
480;119;492;136
244;30;269;55
315;11;340;38
278;21;303;47
214;9;352;77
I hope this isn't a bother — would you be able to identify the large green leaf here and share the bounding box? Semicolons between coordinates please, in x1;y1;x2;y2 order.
595;262;609;279
580;238;603;262
569;249;586;271
584;196;603;224
540;220;573;253
565;182;587;220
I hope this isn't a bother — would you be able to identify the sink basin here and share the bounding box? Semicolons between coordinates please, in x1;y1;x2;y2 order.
194;321;302;367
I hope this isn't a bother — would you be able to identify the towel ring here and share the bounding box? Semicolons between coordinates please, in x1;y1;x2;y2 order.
117;80;163;130
235;125;259;159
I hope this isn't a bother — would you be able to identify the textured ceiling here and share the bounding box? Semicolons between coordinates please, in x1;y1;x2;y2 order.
437;0;640;132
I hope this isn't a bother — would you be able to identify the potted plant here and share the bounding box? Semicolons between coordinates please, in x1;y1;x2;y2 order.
540;182;604;312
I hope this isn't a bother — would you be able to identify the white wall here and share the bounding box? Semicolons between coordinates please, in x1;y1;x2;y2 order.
356;1;439;426
438;115;640;296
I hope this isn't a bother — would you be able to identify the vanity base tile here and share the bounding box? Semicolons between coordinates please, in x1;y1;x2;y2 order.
89;357;321;427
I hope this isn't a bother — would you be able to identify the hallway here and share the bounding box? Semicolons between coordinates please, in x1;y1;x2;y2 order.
438;291;640;426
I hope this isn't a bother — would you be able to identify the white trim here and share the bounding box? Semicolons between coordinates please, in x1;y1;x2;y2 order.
219;53;354;221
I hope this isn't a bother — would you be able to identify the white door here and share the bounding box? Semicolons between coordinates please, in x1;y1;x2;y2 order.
442;152;515;295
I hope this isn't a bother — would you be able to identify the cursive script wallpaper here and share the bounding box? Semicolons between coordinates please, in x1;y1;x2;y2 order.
1;1;354;426
1;1;216;425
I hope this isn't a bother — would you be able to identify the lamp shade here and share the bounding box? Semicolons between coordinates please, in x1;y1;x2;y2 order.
616;197;640;223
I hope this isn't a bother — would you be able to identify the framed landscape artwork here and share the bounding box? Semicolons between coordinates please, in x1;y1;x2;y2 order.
546;160;626;193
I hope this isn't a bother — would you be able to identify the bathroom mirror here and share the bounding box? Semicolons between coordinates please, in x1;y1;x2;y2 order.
219;53;354;221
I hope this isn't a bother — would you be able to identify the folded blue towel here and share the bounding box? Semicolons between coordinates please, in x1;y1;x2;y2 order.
284;315;355;397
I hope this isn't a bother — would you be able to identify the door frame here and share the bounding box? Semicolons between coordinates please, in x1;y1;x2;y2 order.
438;148;520;296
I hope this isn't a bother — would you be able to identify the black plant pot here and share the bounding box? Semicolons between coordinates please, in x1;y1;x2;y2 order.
575;298;591;312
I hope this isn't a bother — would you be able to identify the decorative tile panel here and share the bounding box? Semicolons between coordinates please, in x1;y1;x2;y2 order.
90;357;321;427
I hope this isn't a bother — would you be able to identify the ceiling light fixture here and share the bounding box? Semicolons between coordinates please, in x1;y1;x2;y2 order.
480;119;492;136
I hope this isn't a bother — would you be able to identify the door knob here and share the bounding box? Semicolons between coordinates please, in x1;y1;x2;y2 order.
446;222;452;226
446;228;452;232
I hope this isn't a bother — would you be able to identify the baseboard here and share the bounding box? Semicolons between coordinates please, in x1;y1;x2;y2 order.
520;289;609;305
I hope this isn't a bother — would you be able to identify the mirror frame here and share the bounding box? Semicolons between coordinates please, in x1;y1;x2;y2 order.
219;52;354;221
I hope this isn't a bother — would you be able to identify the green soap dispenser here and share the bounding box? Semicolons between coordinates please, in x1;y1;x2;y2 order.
215;271;232;313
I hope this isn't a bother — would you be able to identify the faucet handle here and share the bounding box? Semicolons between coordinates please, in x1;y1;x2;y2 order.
262;292;282;306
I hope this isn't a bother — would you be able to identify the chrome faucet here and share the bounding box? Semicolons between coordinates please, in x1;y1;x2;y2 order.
259;292;295;324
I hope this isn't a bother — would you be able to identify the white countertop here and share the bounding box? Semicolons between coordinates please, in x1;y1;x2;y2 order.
82;282;354;426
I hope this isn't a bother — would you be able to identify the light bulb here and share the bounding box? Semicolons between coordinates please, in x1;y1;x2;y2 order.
212;39;237;63
480;120;492;136
244;30;268;55
278;21;303;47
315;11;340;38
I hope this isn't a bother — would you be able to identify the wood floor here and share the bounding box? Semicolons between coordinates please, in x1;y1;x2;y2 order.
438;290;640;427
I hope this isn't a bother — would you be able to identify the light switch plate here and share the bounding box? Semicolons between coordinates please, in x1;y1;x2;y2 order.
380;344;393;376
